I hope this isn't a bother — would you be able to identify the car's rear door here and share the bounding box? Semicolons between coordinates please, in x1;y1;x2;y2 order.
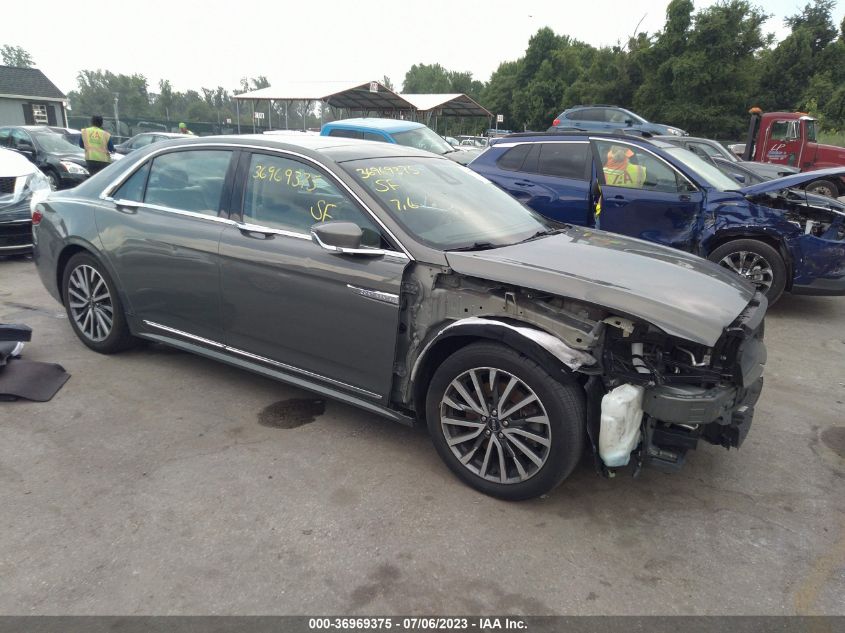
97;147;237;341
217;150;408;400
591;138;703;251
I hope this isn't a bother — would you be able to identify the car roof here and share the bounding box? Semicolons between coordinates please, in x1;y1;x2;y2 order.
490;131;678;151
151;133;444;163
322;118;425;132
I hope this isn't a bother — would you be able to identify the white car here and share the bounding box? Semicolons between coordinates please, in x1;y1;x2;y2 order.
0;148;50;255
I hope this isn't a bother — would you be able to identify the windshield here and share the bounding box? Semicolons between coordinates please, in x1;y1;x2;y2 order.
391;127;455;156
342;157;550;250
664;147;740;191
32;132;83;154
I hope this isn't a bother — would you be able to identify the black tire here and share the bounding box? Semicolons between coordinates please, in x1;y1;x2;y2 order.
708;239;787;305
425;341;585;500
805;178;839;198
62;252;136;353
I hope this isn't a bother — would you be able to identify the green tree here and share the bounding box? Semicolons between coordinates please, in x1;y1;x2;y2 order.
1;44;35;67
402;63;452;92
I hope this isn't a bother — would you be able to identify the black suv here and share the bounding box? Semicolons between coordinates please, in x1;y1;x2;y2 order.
0;126;89;190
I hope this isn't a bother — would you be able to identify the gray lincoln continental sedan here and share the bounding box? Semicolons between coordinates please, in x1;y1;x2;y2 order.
32;134;767;499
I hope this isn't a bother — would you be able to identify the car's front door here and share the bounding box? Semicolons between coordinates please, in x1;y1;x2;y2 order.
591;139;703;252
97;148;237;341
218;150;408;400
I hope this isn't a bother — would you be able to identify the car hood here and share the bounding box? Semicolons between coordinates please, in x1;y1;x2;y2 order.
738;166;845;195
444;148;482;165
0;148;37;177
445;227;755;347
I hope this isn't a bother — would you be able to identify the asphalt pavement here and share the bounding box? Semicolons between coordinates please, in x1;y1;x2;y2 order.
1;255;843;615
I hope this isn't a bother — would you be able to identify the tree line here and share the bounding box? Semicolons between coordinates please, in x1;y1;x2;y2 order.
3;0;844;140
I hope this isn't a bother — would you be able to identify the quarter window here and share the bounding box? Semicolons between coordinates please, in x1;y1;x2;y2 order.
241;153;384;246
594;140;686;193
144;150;232;215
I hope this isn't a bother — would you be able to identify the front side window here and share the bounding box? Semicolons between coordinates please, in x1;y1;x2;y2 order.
363;132;385;142
131;134;156;149
144;150;232;215
0;129;10;147
595;140;688;193
343;157;549;250
805;119;817;142
241;153;384;246
113;161;151;202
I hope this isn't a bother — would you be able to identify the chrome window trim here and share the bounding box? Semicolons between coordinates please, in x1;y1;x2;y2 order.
589;136;699;192
130;202;237;225
493;140;590;148
99;142;414;261
143;320;382;399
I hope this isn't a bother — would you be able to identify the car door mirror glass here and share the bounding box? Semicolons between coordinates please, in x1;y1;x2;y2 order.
311;221;364;250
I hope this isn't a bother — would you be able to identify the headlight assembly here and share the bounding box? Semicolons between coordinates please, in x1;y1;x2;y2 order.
59;161;89;175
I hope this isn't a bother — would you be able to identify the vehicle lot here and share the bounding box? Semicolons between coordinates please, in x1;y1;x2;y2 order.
1;255;843;615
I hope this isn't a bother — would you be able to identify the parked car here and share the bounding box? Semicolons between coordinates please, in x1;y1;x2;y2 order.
654;135;798;183
551;105;687;137
113;132;189;155
320;118;480;165
31;134;766;499
470;132;845;303
0;148;50;254
0;125;89;190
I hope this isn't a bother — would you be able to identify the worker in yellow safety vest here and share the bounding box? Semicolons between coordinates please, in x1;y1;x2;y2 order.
78;115;115;175
602;145;646;188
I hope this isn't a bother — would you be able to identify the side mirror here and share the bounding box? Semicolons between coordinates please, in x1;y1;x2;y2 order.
625;119;634;127
16;141;35;160
732;173;747;184
311;222;385;257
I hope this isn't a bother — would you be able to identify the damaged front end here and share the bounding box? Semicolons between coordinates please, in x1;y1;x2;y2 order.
396;260;767;477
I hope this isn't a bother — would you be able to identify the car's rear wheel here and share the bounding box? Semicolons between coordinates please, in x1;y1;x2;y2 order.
708;239;787;305
426;341;585;500
805;178;839;198
62;252;135;353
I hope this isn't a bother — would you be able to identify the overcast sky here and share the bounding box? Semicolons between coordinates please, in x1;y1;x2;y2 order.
5;0;844;96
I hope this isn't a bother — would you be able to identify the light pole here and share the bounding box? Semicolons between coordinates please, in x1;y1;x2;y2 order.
112;92;120;140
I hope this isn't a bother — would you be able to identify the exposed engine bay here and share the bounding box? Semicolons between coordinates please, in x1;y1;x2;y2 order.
394;264;767;477
750;188;845;239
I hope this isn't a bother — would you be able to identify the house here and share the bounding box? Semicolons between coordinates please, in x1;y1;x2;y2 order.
0;65;68;127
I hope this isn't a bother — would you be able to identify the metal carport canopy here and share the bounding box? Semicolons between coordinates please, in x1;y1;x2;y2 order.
399;93;492;117
233;80;413;111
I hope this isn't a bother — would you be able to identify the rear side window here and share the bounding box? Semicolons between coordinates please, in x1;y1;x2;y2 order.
537;143;591;180
496;144;531;171
328;128;363;139
144;150;232;215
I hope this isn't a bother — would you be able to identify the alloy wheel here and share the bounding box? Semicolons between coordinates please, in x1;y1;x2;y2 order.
718;251;774;291
67;264;114;342
440;367;551;484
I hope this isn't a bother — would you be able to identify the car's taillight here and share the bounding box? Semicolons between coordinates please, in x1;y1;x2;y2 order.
32;207;43;225
553;118;560;126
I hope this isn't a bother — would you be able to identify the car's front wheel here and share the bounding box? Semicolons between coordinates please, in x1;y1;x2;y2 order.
708;239;787;305
805;178;839;198
62;252;136;353
426;342;585;500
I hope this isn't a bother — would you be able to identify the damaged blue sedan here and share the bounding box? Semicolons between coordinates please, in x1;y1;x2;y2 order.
470;133;845;303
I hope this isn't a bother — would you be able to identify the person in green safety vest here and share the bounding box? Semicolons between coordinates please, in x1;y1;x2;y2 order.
78;115;115;175
178;122;195;135
602;145;646;188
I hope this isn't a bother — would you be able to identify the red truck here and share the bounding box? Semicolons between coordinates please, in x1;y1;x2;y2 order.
742;108;845;197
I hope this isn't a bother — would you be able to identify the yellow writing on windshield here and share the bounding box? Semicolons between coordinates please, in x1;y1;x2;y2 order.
355;165;421;180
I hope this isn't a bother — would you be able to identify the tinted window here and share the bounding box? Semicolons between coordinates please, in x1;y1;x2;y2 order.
328;128;363;139
537;143;591;180
113;161;151;202
578;108;604;122
145;150;232;215
595;140;686;193
0;129;9;147
496;144;531;171
362;132;385;142
242;153;383;246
